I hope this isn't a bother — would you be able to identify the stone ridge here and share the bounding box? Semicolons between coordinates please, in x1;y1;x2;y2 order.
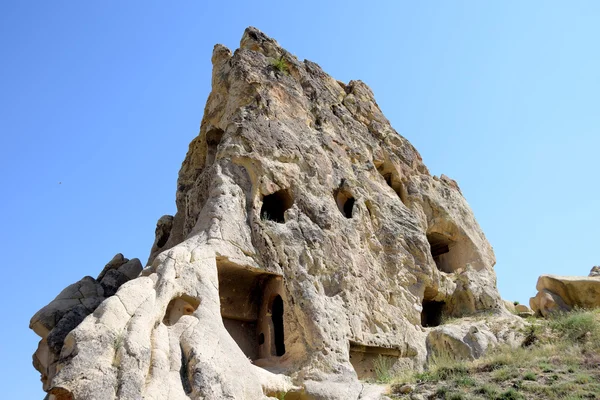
30;27;519;400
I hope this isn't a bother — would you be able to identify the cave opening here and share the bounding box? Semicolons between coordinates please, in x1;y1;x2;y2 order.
156;231;170;248
426;233;457;273
335;188;355;219
271;295;286;356
217;259;285;361
377;164;407;205
205;128;224;167
261;189;293;223
163;295;200;326
421;300;445;327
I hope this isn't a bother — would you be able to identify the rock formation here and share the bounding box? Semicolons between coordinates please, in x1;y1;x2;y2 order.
30;27;519;400
530;267;600;317
30;254;142;394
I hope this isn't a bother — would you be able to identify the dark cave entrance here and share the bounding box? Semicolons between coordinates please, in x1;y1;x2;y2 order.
427;233;457;273
421;300;445;327
335;188;355;219
271;295;286;356
217;259;285;361
261;189;294;223
376;162;407;205
205;128;224;167
380;172;407;205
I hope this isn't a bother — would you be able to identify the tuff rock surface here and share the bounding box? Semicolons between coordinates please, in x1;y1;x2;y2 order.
530;268;600;317
31;27;518;400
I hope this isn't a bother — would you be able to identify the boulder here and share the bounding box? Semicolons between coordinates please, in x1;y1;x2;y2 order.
530;274;600;317
515;304;534;317
426;316;523;361
503;300;516;313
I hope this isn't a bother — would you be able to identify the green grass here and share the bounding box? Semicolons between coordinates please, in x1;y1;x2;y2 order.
271;56;289;74
496;388;524;400
522;371;537;381
454;376;476;387
388;309;600;400
373;355;394;383
549;309;600;343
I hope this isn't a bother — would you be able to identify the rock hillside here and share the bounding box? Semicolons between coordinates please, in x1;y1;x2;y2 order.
30;27;519;400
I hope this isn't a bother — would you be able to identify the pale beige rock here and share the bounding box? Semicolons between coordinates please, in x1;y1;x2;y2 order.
530;274;600;317
31;27;512;399
426;315;523;361
514;304;534;317
590;266;600;277
503;300;516;314
29;254;141;393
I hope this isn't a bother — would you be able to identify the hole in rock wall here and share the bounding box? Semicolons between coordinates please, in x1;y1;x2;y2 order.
205;128;224;167
271;295;286;356
377;164;407;205
421;300;445;327
261;189;294;223
218;259;286;361
426;233;459;273
156;231;170;248
349;342;400;380
163;295;200;326
335;188;355;219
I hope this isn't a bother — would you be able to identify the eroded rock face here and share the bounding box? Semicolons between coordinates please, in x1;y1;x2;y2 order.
31;27;512;400
530;272;600;317
30;254;142;393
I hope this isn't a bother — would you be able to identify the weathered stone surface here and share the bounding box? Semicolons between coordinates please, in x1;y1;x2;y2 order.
590;266;600;277
30;254;141;393
502;299;516;314
30;27;514;399
426;316;523;361
530;274;600;317
514;304;534;318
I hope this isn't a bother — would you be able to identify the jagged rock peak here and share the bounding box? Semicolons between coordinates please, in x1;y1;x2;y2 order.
30;27;518;400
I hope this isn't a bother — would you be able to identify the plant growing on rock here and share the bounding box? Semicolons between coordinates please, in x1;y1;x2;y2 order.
271;55;289;74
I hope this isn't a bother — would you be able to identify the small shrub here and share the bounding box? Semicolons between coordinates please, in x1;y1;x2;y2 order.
492;367;518;382
549;310;600;343
271;56;289;74
414;370;435;382
522;371;537;381
574;373;593;384
435;386;449;397
513;301;520;306
373;355;394;383
475;383;499;397
539;362;554;373
455;376;476;387
521;324;539;348
496;388;524;400
276;392;287;400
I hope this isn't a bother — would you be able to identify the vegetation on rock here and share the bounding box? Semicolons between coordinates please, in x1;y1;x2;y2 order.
386;309;600;399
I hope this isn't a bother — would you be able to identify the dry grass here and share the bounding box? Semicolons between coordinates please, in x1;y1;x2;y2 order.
388;309;600;400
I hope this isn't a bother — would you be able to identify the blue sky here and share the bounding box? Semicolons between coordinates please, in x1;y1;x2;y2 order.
1;2;599;398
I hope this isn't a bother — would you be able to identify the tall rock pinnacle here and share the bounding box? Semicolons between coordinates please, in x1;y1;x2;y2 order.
30;27;518;400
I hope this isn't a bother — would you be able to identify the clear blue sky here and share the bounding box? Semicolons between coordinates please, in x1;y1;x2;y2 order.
1;2;598;398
